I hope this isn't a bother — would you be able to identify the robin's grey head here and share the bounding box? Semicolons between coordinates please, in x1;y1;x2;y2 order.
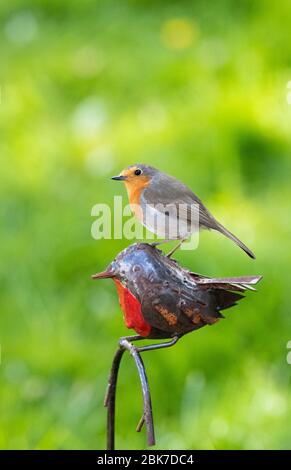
111;164;158;183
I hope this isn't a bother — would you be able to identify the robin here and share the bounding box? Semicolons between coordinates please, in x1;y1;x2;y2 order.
111;164;255;259
92;243;261;346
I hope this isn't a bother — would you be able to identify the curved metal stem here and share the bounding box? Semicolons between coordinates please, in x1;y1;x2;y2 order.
104;334;181;449
105;336;155;450
119;339;155;446
105;346;125;450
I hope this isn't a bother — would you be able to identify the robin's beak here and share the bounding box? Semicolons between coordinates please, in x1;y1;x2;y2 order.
111;175;127;181
91;268;115;280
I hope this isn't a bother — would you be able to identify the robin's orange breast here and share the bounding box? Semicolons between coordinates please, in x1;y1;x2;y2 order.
124;176;150;222
114;279;151;337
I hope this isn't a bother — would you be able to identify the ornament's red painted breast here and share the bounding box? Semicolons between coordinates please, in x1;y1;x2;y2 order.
114;279;151;337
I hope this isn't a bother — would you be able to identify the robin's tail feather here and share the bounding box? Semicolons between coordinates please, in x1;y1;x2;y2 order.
190;273;262;292
212;289;244;311
208;274;262;312
190;273;262;318
214;222;255;259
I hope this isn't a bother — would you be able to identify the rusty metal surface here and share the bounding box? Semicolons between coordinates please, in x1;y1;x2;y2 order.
93;243;262;339
96;243;263;449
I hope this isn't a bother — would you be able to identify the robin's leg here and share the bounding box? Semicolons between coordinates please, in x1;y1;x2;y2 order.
166;238;187;257
135;335;181;352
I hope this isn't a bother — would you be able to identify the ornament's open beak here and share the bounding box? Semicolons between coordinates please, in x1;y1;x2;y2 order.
91;267;115;280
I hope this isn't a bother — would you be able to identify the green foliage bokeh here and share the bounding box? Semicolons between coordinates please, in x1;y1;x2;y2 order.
1;0;291;449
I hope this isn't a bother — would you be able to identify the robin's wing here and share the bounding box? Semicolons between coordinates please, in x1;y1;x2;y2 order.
142;174;217;229
140;284;188;334
143;174;256;259
140;283;221;335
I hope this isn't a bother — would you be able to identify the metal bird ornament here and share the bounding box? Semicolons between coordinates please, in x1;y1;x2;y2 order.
92;243;261;348
111;164;255;259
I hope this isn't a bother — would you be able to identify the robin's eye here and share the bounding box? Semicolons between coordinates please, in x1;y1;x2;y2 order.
134;168;142;176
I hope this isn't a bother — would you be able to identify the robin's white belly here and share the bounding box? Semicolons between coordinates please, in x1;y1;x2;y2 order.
141;203;199;239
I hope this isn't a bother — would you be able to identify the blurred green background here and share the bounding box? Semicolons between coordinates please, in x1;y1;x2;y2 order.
1;0;291;450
